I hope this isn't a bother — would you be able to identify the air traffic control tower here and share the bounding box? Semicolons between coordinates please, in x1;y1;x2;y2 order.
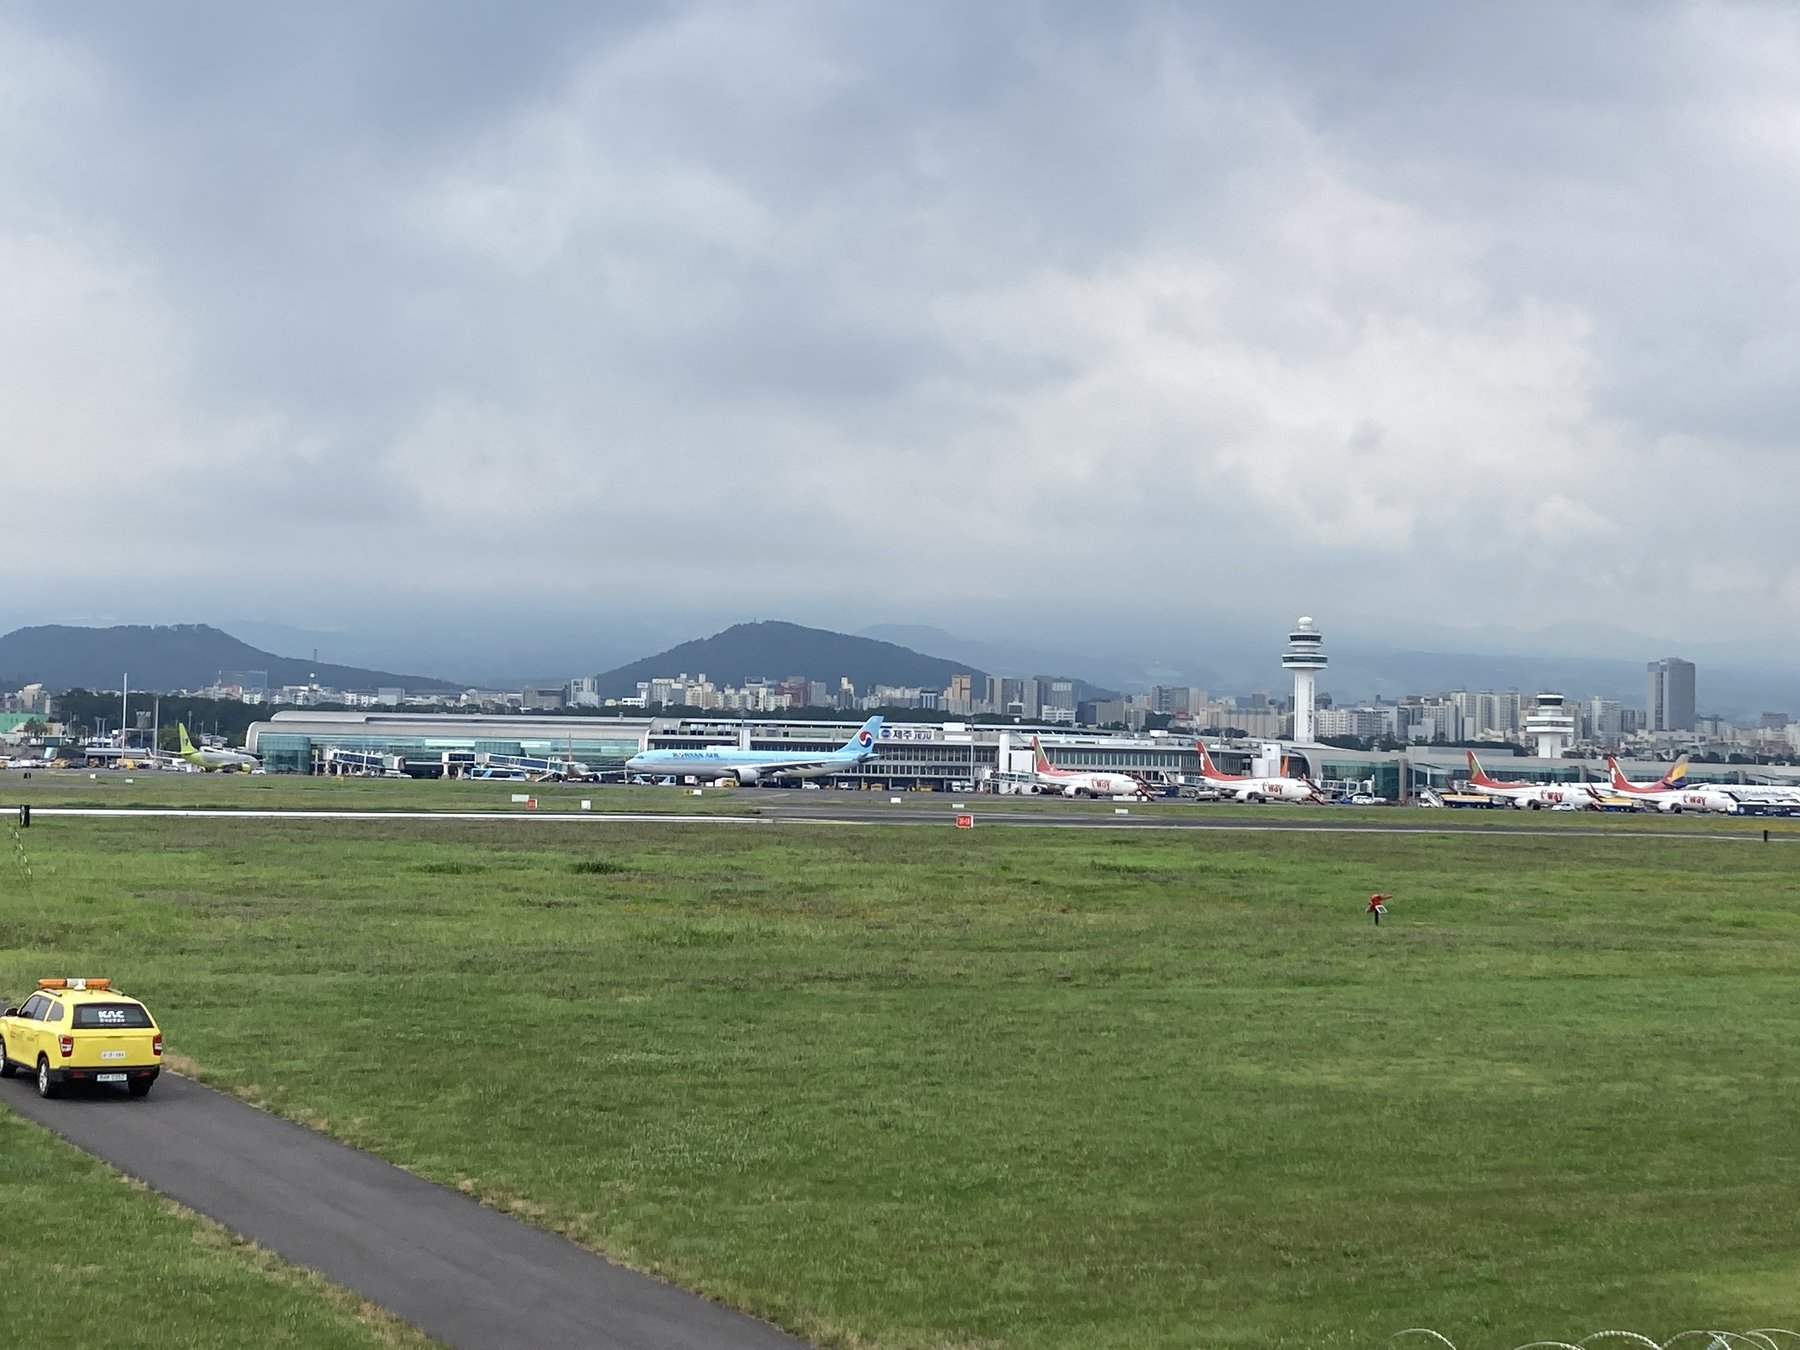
1281;616;1328;744
1524;692;1575;758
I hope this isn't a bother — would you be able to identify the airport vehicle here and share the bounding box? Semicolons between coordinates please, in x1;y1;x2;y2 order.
1195;745;1325;803
1465;751;1599;810
0;978;163;1099
177;723;260;772
1028;736;1153;799
624;716;884;786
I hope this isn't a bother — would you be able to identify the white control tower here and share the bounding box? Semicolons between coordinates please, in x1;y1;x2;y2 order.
1281;616;1328;744
1524;692;1575;758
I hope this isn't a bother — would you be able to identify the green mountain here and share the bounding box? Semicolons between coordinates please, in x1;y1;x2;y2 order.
0;624;460;694
597;621;985;697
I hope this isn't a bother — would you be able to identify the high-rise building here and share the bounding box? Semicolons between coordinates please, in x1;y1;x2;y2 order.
1646;657;1696;732
1584;697;1623;745
1038;678;1077;724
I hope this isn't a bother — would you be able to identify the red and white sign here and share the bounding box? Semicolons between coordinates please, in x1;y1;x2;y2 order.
954;814;974;829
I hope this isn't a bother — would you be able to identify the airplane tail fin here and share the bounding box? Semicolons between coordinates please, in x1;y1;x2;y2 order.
845;716;882;755
1606;756;1632;791
1032;734;1052;774
1467;749;1500;788
1195;740;1223;780
1660;754;1690;789
177;723;195;754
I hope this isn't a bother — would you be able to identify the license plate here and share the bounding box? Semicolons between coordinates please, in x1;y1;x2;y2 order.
101;1050;126;1061
95;1073;127;1083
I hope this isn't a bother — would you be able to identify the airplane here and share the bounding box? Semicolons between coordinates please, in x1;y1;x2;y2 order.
624;716;884;786
1465;751;1598;810
1604;755;1691;800
177;723;261;772
1195;744;1325;803
1603;756;1745;813
1029;735;1153;798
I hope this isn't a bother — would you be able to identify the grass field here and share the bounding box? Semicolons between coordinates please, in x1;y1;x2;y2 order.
0;1109;430;1348
2;813;1798;1347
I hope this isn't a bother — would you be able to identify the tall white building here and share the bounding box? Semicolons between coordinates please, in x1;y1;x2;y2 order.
1281;617;1328;743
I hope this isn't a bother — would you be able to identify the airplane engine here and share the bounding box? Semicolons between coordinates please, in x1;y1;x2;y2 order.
735;768;761;786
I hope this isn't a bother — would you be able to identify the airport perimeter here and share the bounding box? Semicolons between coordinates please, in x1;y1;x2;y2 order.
2;781;1798;1348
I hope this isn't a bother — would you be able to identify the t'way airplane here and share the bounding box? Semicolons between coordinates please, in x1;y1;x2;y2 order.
625;716;883;786
1605;756;1740;813
1195;744;1324;803
1465;751;1597;810
1029;736;1153;798
177;723;261;772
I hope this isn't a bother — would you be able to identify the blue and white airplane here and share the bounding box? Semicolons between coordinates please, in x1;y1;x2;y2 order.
626;716;883;786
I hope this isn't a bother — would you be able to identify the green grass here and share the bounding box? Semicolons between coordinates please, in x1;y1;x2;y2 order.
3;817;1799;1347
0;1108;434;1348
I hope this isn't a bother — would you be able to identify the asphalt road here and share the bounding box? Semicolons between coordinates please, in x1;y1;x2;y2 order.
0;1072;806;1350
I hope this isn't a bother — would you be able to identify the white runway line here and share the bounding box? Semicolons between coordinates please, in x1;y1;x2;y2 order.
0;805;1781;841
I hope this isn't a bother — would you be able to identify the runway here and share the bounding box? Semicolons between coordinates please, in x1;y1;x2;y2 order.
5;801;1787;840
0;1072;805;1350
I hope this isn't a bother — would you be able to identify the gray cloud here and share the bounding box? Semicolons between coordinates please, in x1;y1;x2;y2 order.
3;1;1797;659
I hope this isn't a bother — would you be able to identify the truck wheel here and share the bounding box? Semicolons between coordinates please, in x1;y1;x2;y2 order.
127;1076;155;1099
36;1056;58;1099
0;1036;14;1076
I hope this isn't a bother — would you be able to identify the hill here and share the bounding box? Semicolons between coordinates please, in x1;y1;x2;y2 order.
0;624;460;694
596;621;985;697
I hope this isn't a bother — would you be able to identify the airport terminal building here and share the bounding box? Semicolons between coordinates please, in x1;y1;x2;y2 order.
244;710;1798;798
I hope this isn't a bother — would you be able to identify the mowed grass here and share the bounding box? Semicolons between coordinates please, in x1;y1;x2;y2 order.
0;1110;433;1348
2;818;1799;1347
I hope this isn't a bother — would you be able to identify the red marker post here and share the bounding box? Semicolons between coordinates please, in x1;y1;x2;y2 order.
1368;893;1391;925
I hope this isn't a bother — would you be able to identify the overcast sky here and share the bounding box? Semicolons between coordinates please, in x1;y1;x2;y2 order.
5;2;1799;663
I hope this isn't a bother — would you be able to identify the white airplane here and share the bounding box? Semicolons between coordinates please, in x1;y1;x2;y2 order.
1465;751;1597;810
1029;736;1153;798
624;717;882;786
178;724;261;772
1603;757;1742;813
1195;744;1325;803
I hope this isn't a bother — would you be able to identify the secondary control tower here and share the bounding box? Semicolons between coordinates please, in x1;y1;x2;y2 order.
1281;616;1328;744
1524;692;1575;758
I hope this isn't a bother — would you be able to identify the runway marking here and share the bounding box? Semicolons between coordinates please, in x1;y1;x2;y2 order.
0;804;1784;841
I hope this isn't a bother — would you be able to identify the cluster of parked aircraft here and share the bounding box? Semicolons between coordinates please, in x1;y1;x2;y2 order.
1465;751;1794;813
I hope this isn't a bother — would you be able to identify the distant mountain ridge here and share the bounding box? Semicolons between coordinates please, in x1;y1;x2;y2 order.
0;624;460;694
595;621;987;697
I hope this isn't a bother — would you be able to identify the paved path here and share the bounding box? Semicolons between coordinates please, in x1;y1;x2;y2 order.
0;1073;805;1350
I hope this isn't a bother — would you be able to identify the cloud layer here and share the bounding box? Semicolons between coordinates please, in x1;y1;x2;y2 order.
4;2;1797;653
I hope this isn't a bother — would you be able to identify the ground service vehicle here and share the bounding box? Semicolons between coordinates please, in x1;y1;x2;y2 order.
0;978;163;1099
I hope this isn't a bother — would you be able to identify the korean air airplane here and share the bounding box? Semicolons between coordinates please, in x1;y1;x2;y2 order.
626;716;883;786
